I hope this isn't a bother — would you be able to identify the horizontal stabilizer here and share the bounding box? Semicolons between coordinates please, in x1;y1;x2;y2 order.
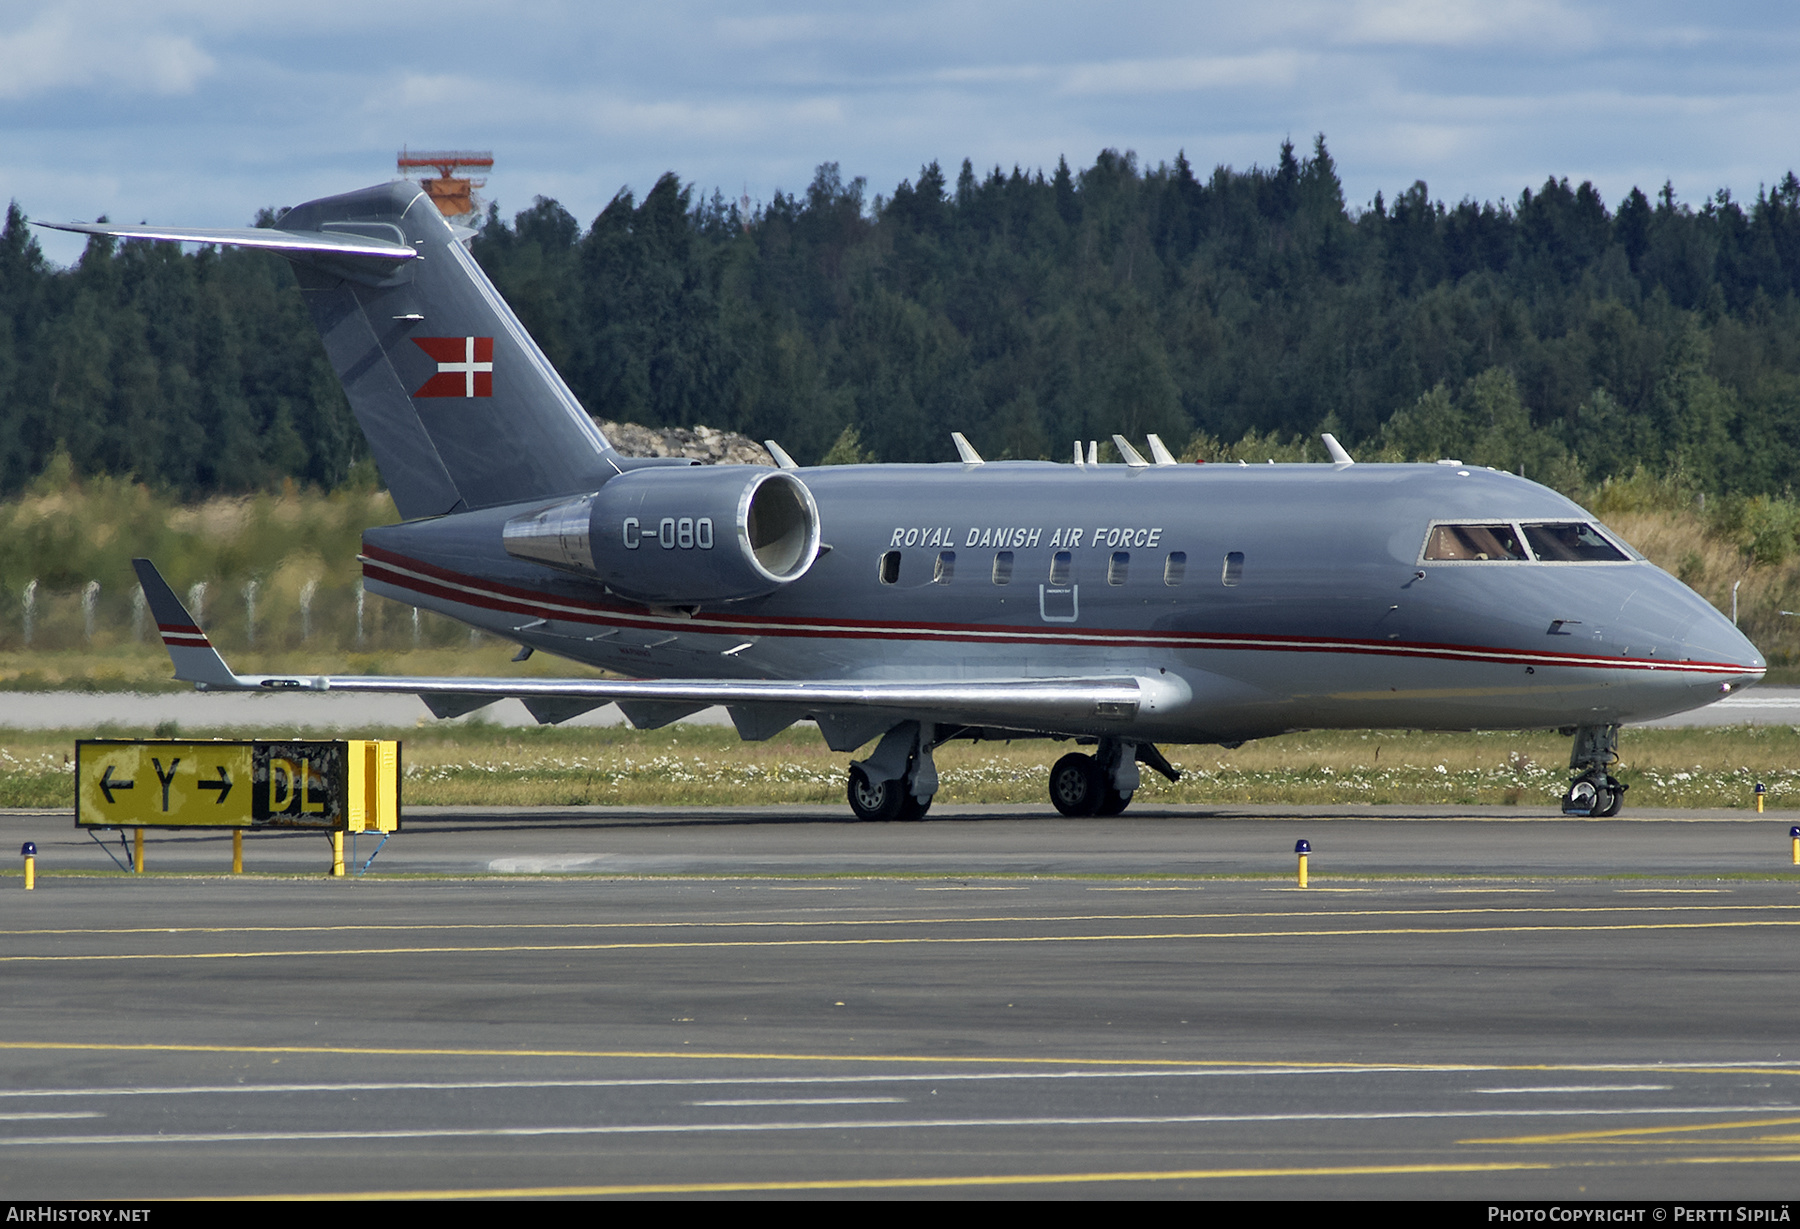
35;221;417;260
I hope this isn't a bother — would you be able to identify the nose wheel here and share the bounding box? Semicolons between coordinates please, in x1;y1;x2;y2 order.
1562;724;1626;817
1562;773;1625;817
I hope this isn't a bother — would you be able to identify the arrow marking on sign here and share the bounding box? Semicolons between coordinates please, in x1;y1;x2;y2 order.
99;765;135;805
197;766;232;804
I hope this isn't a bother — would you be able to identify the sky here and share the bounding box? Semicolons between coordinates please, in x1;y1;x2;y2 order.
4;0;1799;266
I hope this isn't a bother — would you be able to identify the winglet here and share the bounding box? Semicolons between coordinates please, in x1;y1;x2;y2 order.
130;559;248;689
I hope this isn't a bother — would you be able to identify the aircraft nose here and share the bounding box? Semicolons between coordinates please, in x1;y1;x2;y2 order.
1679;601;1766;688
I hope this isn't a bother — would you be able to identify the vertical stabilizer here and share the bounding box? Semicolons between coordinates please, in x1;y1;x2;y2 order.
274;182;616;518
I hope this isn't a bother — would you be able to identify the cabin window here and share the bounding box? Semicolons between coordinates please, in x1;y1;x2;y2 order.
1423;524;1526;561
934;551;955;583
1522;522;1630;562
1221;551;1244;587
1049;550;1072;585
992;551;1014;585
879;551;901;585
1164;551;1186;586
1108;552;1129;585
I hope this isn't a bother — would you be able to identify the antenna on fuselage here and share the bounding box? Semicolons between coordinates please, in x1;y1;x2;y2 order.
1073;441;1085;467
1321;433;1355;467
764;440;800;470
951;432;984;465
1111;435;1150;468
1145;434;1178;466
1087;440;1099;466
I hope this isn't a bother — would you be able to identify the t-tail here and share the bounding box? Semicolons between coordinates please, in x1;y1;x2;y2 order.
42;183;622;519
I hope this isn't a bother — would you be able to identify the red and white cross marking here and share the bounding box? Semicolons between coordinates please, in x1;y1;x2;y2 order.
412;336;494;398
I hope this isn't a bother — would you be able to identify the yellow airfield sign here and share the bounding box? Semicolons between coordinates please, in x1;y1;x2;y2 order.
78;741;257;827
76;740;399;831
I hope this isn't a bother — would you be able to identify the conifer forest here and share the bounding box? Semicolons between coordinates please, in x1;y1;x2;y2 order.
4;137;1800;500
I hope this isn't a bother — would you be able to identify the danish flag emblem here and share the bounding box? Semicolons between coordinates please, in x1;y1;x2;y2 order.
412;336;494;398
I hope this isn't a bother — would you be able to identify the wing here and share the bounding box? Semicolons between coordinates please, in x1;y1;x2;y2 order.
132;560;1189;744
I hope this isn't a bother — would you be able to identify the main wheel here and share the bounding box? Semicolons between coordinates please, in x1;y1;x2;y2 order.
847;765;905;822
1595;776;1626;817
1049;752;1102;817
1095;788;1133;816
898;791;932;822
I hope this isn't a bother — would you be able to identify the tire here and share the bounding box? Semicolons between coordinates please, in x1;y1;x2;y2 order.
1049;753;1102;817
1562;779;1598;816
897;791;932;822
1595;776;1625;818
1095;788;1133;816
847;765;905;822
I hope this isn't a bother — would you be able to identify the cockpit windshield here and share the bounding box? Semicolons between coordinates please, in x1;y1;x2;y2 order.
1422;521;1629;563
1520;522;1630;562
1423;524;1526;561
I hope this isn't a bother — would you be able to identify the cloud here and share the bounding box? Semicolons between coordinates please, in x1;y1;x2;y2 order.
1340;0;1593;48
1061;52;1308;96
0;6;214;99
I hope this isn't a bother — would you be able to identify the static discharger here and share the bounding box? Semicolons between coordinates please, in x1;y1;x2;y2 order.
20;841;34;890
1295;839;1311;889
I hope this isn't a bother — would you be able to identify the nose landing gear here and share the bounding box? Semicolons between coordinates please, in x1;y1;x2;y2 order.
1562;723;1627;817
1563;773;1625;817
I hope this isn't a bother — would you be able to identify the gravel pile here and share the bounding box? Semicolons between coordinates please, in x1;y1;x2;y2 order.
596;420;772;466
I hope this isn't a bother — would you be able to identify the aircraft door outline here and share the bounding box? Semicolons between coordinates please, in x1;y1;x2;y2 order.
1039;583;1079;623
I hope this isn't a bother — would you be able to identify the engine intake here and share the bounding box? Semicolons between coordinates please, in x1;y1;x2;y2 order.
502;467;821;604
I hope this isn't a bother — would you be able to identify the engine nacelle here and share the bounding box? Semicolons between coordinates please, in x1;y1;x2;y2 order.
502;467;821;604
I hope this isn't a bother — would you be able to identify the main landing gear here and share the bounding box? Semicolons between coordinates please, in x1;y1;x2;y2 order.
842;726;1183;822
846;720;938;822
847;763;931;822
1561;723;1626;817
1048;740;1180;817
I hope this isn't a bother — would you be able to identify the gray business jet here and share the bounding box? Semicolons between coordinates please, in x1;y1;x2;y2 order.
44;182;1765;821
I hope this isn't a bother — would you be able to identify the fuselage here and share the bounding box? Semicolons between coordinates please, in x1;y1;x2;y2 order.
361;460;1764;746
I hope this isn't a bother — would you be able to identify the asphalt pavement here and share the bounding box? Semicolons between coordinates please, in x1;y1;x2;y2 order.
2;805;1798;1201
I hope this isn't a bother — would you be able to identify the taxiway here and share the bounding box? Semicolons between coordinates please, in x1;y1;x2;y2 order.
1;807;1797;1200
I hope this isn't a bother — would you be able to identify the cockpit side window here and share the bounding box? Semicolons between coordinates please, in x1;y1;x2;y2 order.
1522;522;1630;562
1423;524;1527;561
